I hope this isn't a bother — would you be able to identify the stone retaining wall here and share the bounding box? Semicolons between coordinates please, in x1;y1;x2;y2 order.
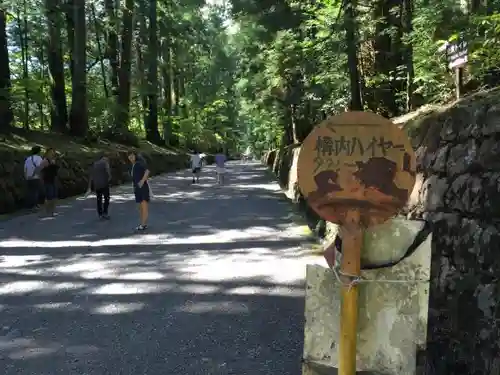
264;88;500;375
403;88;500;375
0;149;189;214
262;145;332;239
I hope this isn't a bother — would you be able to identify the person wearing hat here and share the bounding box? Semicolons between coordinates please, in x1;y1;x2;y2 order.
23;146;43;210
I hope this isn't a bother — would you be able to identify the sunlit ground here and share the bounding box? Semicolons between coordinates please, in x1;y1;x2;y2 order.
0;162;324;373
0;224;321;295
0;228;322;367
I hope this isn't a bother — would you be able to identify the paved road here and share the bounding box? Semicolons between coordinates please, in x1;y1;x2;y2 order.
0;162;319;375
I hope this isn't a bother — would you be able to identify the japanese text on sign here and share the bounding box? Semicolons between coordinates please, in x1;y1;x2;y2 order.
314;135;405;158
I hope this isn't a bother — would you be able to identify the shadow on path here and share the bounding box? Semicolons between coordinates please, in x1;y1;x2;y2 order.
0;162;320;375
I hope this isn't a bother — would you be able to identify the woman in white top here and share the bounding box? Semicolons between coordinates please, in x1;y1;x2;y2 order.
24;146;43;209
190;150;202;184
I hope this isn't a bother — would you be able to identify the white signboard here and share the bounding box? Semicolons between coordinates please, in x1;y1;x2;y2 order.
438;39;468;69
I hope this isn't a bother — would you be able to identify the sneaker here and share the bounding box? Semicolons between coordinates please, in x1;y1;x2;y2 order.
135;224;147;231
102;214;110;220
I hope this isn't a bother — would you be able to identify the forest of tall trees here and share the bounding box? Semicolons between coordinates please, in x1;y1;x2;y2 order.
0;0;239;152
232;0;500;155
0;0;498;155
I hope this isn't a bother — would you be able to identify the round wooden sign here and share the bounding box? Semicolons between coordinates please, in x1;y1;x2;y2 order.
297;111;416;227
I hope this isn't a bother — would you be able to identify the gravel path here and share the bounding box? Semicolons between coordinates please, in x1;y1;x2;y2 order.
0;161;320;375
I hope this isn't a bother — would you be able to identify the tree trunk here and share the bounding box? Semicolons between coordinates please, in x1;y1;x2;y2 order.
45;0;68;133
116;0;134;129
372;0;403;116
64;0;75;77
170;58;180;146
178;69;188;119
160;21;172;143
172;40;181;118
37;40;46;129
16;1;30;129
173;68;180;117
402;0;415;111
18;2;30;129
0;8;13;132
68;0;88;136
344;0;363;110
105;0;119;130
136;3;148;129
91;4;109;99
145;0;161;143
136;41;148;128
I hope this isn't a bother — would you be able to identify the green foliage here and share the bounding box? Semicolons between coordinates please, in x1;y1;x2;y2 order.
469;13;500;81
0;0;241;153
1;0;499;157
229;0;500;153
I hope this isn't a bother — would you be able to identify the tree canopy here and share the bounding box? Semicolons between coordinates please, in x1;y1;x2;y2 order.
0;0;498;156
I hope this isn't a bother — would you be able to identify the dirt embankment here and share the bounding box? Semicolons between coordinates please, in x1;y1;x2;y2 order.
0;130;191;214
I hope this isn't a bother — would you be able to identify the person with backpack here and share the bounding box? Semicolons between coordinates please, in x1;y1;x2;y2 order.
24;146;43;210
86;153;112;220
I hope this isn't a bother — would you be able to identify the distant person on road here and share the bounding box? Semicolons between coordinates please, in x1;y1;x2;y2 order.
190;149;202;184
128;151;150;231
87;153;112;220
24;146;43;210
242;146;252;162
40;148;60;216
214;149;227;185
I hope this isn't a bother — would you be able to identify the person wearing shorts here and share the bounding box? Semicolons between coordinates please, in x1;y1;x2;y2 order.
128;151;150;231
190;150;202;184
214;149;227;185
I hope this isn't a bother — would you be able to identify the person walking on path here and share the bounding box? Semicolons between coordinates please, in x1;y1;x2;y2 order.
242;146;252;162
214;149;227;185
128;151;150;231
39;148;60;217
87;154;112;220
23;146;43;210
190;150;202;184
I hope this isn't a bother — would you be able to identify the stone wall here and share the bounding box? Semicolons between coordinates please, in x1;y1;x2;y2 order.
0;148;189;214
264;88;500;375
303;221;430;375
262;145;331;238
402;88;500;375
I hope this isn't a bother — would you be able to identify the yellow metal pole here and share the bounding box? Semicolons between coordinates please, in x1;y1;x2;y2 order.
338;210;362;375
